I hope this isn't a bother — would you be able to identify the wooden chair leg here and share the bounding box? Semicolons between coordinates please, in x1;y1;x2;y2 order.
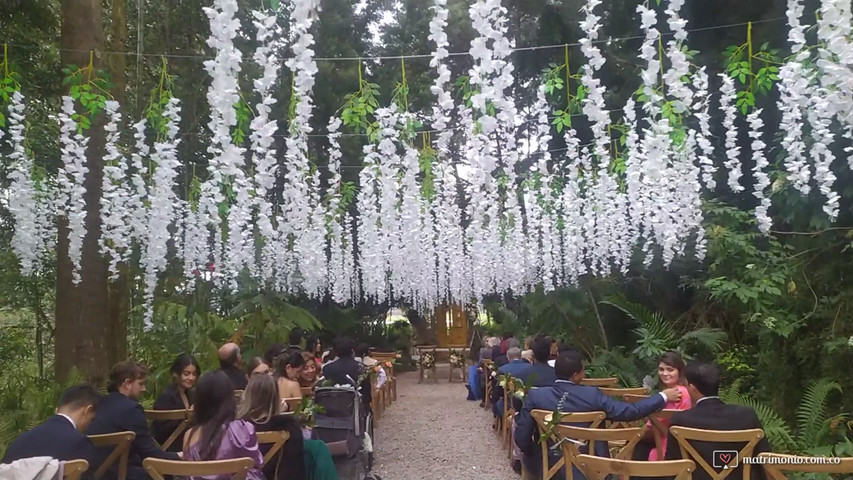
418;364;423;384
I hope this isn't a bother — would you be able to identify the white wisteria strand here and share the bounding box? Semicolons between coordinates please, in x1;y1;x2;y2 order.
100;101;134;280
719;74;744;193
748;109;772;233
58;96;89;284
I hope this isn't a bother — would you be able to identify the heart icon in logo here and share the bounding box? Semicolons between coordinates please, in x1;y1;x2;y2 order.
719;453;731;464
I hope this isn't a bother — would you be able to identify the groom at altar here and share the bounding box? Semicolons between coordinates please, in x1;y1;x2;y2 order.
515;351;683;479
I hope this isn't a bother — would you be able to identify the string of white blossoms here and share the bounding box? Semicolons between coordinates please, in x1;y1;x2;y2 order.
281;0;323;294
100;101;135;280
7;91;54;275
143;98;182;326
748;109;772;233
58;96;89;284
201;0;243;286
778;0;812;196
718;74;743;193
325;116;354;304
249;7;281;282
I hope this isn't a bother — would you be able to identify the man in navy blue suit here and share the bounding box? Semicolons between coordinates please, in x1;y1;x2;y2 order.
2;384;100;472
492;346;531;418
86;361;180;480
516;335;557;387
515;351;683;479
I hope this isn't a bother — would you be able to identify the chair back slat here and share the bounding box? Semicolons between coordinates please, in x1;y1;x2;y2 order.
530;410;606;480
580;377;619;388
62;460;89;480
555;425;645;464
758;453;853;479
300;386;314;398
145;409;192;450
282;397;302;413
575;454;695;480
257;430;291;464
598;387;648;397
88;431;136;480
142;457;255;480
623;393;649;404
670;426;765;480
644;409;679;460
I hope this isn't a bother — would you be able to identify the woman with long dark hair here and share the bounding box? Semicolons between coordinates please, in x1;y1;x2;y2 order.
238;374;338;480
183;371;264;480
152;353;199;451
275;349;305;400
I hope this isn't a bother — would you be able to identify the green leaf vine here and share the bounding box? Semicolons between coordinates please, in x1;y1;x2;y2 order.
723;22;781;115
61;51;113;133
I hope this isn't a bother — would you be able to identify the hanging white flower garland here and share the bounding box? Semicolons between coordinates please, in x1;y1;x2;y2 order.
718;74;744;193
58;96;89;284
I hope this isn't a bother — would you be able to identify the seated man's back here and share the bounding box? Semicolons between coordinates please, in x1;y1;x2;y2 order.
665;362;771;480
2;385;100;472
86;362;179;480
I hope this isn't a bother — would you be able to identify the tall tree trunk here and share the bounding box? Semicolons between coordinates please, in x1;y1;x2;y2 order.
407;308;436;345
56;0;123;385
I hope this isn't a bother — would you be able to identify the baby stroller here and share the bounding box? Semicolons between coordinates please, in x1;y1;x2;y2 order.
312;385;377;480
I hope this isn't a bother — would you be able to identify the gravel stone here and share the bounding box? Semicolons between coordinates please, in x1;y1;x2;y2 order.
372;366;518;480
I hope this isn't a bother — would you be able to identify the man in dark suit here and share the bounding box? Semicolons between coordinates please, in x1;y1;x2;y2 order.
491;346;530;419
2;384;100;472
217;342;248;390
86;361;180;480
322;336;372;406
516;335;557;387
664;361;771;480
516;351;683;479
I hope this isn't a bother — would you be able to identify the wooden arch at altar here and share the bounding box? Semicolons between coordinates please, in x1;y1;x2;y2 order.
434;304;469;348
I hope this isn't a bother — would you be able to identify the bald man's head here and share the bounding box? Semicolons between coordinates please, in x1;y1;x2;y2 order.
218;343;241;367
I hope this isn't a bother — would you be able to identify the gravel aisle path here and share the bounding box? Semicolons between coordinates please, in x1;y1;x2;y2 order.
372;366;517;480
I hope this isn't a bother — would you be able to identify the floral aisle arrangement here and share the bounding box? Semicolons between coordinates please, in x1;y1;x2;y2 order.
419;352;435;371
4;0;853;321
449;350;465;369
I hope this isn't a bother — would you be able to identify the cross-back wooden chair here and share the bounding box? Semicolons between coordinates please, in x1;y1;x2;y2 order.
62;459;89;480
530;409;606;480
87;431;136;480
758;453;853;479
501;376;517;452
670;426;765;480
282;397;303;413
580;377;619;388
256;430;291;464
555;424;645;468
416;345;438;384
145;408;192;451
300;386;314;398
371;378;383;420
644;409;679;460
142;457;256;480
574;454;696;480
371;352;397;402
446;344;468;383
598;387;648;397
623;393;649;403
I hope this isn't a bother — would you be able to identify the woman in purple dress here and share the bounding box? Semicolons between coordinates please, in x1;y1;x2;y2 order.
182;371;264;480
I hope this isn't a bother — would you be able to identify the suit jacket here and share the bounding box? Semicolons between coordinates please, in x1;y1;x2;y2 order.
219;364;248;391
515;381;665;479
517;362;557;387
251;415;305;480
322;356;372;405
491;360;534;406
85;392;180;480
664;397;771;480
150;384;194;452
2;415;97;474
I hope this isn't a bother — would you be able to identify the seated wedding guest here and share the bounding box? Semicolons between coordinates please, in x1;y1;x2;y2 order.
489;336;502;360
86;361;180;480
305;335;323;368
521;336;535;363
2;385;99;469
322;336;371;406
218;342;248;390
238;374;339;480
491;346;530;419
247;357;272;378
275;348;306;401
500;332;515;355
299;351;319;388
548;343;577;367
494;338;520;369
152;353;200;452
516;335;557;387
355;343;386;389
264;343;287;367
632;351;692;463
516;351;682;479
183;371;264;480
664;361;771;480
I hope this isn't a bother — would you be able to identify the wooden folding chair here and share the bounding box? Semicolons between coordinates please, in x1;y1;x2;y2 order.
257;430;291;464
555;424;645;466
87;431;136;480
531;409;606;480
142;457;256;480
644;409;679;460
62;459;89;480
670;426;765;480
574;454;695;480
580;377;619;388
145;409;192;451
758;452;853;479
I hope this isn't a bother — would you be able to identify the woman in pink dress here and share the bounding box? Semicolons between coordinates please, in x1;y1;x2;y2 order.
647;351;692;460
